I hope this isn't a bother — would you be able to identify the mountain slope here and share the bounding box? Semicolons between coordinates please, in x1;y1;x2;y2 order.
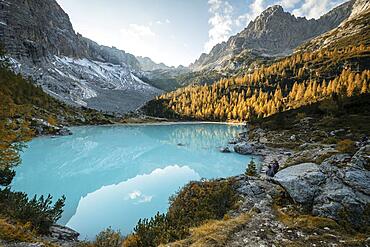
190;1;354;72
0;0;162;113
136;56;190;91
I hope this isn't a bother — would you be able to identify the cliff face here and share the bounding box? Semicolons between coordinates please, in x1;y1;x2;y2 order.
300;0;370;51
0;0;86;61
190;1;355;72
0;0;161;113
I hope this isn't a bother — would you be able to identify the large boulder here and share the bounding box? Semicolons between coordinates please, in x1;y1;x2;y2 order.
274;147;370;229
274;163;325;205
234;142;255;155
234;142;264;155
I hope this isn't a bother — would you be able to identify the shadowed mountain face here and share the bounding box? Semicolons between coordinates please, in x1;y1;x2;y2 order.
0;0;162;113
190;1;355;72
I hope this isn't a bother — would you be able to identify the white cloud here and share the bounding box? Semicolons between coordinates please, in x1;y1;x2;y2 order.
204;0;234;53
236;0;266;27
279;0;301;9
128;190;141;199
127;190;153;203
138;195;153;203
154;19;170;25
121;24;155;38
292;0;344;19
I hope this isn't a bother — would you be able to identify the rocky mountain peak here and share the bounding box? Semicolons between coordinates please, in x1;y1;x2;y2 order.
190;0;355;72
259;5;284;17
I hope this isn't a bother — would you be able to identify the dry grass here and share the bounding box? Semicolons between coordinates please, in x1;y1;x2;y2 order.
162;214;251;247
275;207;339;230
0;218;59;247
121;234;140;247
0;218;36;242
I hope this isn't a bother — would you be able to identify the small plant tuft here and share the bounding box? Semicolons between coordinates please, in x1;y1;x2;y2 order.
245;158;257;177
336;139;356;154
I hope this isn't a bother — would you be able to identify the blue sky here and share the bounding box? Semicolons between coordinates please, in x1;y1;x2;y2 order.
56;0;347;67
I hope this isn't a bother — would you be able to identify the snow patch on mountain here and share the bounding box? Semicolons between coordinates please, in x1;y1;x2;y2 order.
8;55;162;112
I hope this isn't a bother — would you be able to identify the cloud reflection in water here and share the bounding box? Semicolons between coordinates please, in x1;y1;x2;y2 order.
66;165;200;239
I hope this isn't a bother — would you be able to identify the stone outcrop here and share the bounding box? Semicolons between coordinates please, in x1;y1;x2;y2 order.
30;118;72;136
49;224;79;242
274;146;370;229
190;1;355;72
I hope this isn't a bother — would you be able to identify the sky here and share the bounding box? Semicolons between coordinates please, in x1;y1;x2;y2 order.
56;0;348;67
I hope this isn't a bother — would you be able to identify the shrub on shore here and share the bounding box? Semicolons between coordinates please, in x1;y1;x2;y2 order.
0;188;65;234
122;179;239;247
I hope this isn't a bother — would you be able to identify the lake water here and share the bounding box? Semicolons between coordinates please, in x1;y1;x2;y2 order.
12;123;254;240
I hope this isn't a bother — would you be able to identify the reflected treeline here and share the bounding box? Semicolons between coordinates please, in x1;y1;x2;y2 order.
163;124;243;149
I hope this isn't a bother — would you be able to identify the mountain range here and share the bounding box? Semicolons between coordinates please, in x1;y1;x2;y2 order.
0;0;366;113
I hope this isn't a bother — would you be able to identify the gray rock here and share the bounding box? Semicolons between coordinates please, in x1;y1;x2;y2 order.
220;147;231;153
330;129;346;136
234;176;282;214
49;224;79;241
0;242;45;247
274;163;326;205
30;118;72;136
259;137;268;144
55;128;73;136
228;138;239;144
234;142;255;155
274;154;370;229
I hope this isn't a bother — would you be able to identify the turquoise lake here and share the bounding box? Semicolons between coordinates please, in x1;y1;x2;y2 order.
12;123;254;240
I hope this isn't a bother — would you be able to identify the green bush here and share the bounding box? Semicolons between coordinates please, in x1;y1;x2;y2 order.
123;179;239;247
0;188;65;234
0;168;15;186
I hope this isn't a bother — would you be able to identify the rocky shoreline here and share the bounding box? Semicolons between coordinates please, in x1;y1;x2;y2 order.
221;119;370;246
